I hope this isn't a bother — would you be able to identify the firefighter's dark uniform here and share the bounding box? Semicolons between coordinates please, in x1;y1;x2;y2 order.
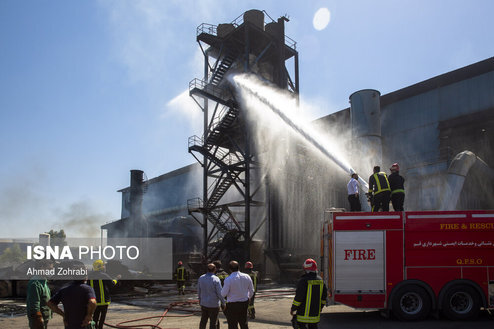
89;272;117;329
245;269;258;319
174;266;189;295
291;272;327;329
368;171;391;212
216;268;228;288
388;171;405;211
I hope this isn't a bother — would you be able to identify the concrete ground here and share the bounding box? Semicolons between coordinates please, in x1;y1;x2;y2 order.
1;286;493;328
0;287;297;329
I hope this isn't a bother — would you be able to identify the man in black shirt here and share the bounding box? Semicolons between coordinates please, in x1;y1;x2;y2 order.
388;163;405;211
48;277;96;329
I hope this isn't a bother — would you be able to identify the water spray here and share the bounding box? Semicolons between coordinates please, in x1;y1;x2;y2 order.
231;74;369;190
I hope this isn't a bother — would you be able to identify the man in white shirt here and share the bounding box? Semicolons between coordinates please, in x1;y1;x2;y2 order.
221;261;254;329
347;173;361;211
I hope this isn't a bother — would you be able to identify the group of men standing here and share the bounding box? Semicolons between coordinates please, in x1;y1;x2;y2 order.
195;260;255;329
26;259;119;329
347;162;405;212
193;258;327;329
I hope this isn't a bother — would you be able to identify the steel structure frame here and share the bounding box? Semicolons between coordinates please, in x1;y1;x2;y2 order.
187;11;299;263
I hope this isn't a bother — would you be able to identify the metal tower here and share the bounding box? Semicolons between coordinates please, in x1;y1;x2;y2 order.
187;10;299;263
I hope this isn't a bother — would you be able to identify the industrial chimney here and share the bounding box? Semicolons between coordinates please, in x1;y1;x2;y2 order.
129;169;145;237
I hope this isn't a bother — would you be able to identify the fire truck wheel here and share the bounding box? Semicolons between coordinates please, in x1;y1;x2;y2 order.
441;285;480;320
392;285;431;321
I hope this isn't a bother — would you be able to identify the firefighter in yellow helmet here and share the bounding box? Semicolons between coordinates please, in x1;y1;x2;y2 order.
290;259;328;329
89;260;119;329
173;261;189;295
244;261;258;319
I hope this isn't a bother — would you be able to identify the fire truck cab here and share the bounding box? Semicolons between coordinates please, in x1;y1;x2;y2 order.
321;210;494;320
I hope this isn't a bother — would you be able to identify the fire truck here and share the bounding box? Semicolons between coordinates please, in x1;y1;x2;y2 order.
320;210;494;320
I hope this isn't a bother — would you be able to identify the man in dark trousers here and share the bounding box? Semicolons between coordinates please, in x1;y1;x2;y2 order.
243;261;258;319
290;259;328;329
174;261;189;295
347;172;361;211
198;263;226;329
47;271;97;329
368;166;391;212
88;259;119;329
221;261;254;329
389;163;405;211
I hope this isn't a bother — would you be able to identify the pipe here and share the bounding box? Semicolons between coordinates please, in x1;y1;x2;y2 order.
130;170;145;237
349;89;382;211
439;150;494;210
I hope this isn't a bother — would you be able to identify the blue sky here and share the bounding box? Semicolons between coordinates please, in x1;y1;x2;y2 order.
1;0;493;237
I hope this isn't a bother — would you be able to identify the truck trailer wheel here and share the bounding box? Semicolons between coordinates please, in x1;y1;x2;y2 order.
392;285;431;321
441;285;480;320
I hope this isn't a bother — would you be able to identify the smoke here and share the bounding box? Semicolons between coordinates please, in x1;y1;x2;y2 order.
53;200;110;238
0;174;44;222
0;164;52;238
0;164;110;238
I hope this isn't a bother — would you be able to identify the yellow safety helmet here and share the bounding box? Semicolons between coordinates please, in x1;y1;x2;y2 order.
93;259;105;271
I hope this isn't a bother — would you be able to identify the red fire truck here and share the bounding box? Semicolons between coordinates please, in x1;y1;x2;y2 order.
321;210;494;320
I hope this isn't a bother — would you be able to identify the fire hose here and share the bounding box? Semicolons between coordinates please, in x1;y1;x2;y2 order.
103;300;199;329
104;289;295;329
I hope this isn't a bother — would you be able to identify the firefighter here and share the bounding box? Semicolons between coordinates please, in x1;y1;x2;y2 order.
244;261;258;319
174;261;189;295
368;166;391;212
213;260;229;287
290;259;327;329
389;163;405;211
89;259;119;329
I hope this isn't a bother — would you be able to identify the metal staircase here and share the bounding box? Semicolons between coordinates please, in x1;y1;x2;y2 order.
187;104;244;205
187;199;242;233
188;12;299;263
187;76;247;260
207;106;239;146
210;51;237;86
206;175;235;208
187;196;244;260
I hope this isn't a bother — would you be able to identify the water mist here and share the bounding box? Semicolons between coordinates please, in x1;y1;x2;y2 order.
230;73;368;257
231;74;368;189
